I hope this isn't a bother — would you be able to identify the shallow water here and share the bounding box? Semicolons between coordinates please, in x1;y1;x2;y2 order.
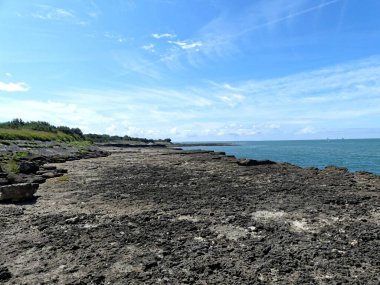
181;139;380;175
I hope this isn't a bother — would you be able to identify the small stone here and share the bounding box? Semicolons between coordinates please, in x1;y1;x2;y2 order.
65;216;79;224
42;172;57;179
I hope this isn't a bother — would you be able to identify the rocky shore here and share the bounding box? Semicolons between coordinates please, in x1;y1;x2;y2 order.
0;145;379;284
0;140;108;202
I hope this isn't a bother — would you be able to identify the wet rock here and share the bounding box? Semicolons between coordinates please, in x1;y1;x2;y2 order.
0;183;39;202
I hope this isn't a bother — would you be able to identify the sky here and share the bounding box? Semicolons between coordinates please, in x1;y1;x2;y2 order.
0;0;380;141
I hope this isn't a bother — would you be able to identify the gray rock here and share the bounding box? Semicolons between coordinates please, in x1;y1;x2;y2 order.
19;161;39;174
42;172;57;179
0;178;9;186
0;183;39;202
0;177;9;186
41;165;57;171
28;175;46;184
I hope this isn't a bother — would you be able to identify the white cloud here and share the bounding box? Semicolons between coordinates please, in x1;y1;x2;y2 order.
142;44;155;52
169;40;203;50
297;126;316;135
1;56;379;140
0;82;29;92
152;33;176;39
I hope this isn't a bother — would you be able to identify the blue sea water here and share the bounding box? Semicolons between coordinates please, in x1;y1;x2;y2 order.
180;139;380;175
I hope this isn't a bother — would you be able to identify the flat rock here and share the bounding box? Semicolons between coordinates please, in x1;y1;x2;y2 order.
41;172;58;179
28;175;46;184
0;183;39;202
237;159;276;166
41;165;57;171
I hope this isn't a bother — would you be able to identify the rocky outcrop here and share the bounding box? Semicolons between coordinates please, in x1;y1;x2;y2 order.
0;183;39;202
237;159;276;166
18;161;39;174
0;140;110;202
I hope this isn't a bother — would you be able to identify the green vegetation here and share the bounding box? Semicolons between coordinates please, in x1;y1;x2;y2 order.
2;160;19;173
57;175;70;182
0;151;30;161
84;133;155;143
0;119;84;139
0;128;78;142
0;119;85;142
84;133;171;144
0;118;171;144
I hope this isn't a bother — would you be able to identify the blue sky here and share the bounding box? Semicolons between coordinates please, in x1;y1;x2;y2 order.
0;0;380;141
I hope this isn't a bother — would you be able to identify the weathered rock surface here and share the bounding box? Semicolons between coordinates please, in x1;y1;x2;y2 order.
18;161;39;174
0;183;39;202
0;147;379;284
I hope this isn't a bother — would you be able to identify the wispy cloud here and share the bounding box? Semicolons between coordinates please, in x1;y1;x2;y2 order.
5;73;12;78
104;32;127;43
193;0;341;59
217;93;245;107
32;5;74;20
142;43;155;52
0;82;29;92
1;56;379;140
152;33;176;39
168;40;203;50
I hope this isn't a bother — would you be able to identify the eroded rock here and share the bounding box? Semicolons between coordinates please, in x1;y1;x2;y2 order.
0;183;39;202
18;161;39;174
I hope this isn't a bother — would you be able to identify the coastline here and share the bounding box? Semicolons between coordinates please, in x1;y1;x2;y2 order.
0;145;379;283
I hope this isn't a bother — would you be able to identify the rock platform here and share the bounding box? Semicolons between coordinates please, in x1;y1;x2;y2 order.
0;146;379;284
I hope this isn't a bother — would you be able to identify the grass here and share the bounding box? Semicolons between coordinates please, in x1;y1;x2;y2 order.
68;140;93;152
57;175;70;182
1;160;19;173
0;128;79;142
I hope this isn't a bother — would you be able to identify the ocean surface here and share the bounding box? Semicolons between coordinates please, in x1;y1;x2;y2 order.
180;139;380;175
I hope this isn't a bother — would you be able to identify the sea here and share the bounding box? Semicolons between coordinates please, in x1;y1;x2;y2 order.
180;139;380;175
